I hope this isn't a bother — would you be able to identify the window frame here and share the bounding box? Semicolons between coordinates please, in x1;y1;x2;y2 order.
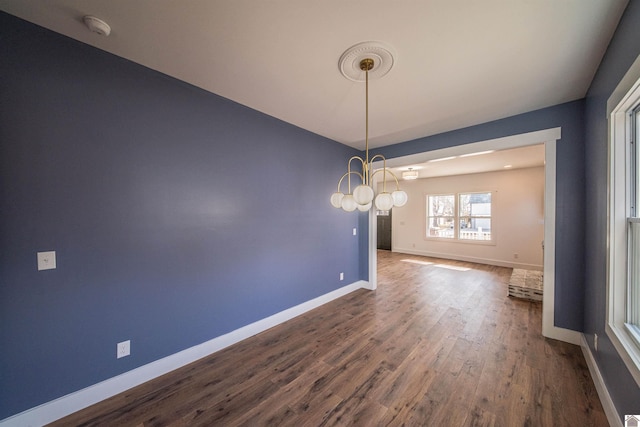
627;218;640;349
458;191;493;242
425;190;496;244
625;106;640;349
606;54;640;387
426;193;456;240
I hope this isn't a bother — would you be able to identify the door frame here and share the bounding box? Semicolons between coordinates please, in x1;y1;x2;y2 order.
365;127;580;345
376;208;392;250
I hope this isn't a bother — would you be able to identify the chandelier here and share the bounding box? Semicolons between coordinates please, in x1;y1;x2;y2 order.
402;168;419;180
330;43;407;212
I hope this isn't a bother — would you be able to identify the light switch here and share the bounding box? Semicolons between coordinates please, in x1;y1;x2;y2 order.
37;251;56;271
353;228;357;236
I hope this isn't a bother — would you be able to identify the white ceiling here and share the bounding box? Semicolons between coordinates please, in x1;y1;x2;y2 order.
0;1;628;151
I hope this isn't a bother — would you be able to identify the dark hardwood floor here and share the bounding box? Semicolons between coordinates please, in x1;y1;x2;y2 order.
51;251;607;426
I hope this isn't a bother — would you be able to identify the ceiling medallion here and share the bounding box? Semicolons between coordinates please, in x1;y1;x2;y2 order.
338;41;396;82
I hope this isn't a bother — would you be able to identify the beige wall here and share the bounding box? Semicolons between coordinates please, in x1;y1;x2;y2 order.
388;166;544;270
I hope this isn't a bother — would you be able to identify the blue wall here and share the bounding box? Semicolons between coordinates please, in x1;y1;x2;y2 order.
583;1;640;419
0;13;365;419
373;100;586;332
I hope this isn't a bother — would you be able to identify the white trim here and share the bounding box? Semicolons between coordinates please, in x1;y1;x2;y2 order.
606;53;640;387
544;325;581;346
0;280;367;427
377;128;562;170
581;334;624;427
368;128;576;344
539;139;581;343
607;55;640;117
390;247;542;271
367;206;377;290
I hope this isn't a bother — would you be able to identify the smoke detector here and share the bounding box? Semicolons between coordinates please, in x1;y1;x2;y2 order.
83;15;111;36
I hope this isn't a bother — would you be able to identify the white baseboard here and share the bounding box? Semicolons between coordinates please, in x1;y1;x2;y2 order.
0;280;367;427
391;248;543;271
543;324;582;345
580;334;623;427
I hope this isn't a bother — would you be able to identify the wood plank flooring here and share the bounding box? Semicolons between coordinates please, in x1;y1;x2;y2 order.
50;251;607;426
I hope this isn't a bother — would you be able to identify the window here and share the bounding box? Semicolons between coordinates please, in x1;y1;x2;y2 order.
607;55;640;386
459;192;492;241
627;105;640;346
427;194;454;238
426;192;493;242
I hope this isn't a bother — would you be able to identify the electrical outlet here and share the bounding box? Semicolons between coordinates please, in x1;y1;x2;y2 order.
513;253;519;259
339;272;344;281
594;334;598;352
117;340;130;359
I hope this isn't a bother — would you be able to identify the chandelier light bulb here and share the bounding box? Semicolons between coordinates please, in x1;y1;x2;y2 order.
353;185;374;205
392;190;408;207
341;194;358;212
357;202;373;211
330;192;345;208
375;193;394;211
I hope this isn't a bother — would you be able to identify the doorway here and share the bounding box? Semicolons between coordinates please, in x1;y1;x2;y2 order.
366;127;579;345
377;210;392;250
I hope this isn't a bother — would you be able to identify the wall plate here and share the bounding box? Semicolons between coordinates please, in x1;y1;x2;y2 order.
37;251;56;271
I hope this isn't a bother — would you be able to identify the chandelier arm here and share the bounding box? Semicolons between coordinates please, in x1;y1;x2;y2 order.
370;154;387;192
370;167;385;192
347;156;367;193
382;156;388;192
369;154;386;164
385;169;401;190
369;167;400;190
337;171;364;193
363;160;370;187
348;156;367;176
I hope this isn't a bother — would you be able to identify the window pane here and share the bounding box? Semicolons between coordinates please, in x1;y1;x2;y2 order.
459;218;492;240
629;220;640;327
427;216;454;238
460;192;492;217
428;195;454;216
459;192;492;240
635;107;640;217
631;105;640;330
427;195;455;239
